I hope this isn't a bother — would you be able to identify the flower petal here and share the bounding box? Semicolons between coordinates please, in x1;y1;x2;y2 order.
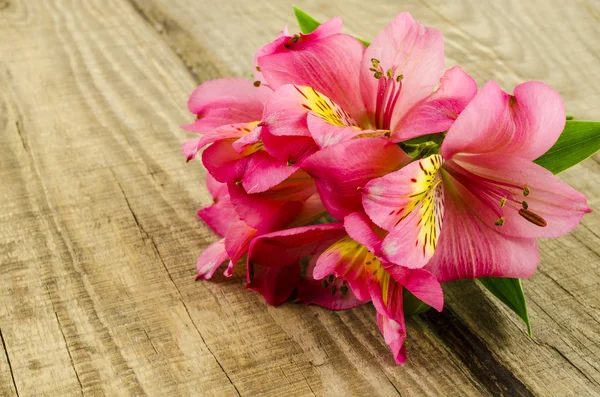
363;155;444;268
287;193;328;228
196;239;229;280
185;78;271;133
258;34;365;121
307;114;387;148
447;154;591;238
253;17;343;85
224;219;257;265
247;223;346;268
390;66;477;141
202;140;294;193
302;138;411;219
377;314;407;364
227;171;316;231
202;139;248;183
262;84;361;139
298;245;368;310
442;81;566;161
261;127;318;165
205;172;228;200
197;194;237;238
240;151;298;194
313;236;372;301
343;212;385;254
383;265;443;312
424;180;540;282
183;122;253;162
246;262;300;306
297;278;366;310
361;13;444;127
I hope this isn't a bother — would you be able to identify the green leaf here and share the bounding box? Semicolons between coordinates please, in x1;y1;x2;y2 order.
403;288;431;316
478;277;532;337
293;6;321;34
534;120;600;174
292;6;370;46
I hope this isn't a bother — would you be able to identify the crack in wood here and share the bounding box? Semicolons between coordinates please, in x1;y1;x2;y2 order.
14;121;27;152
54;313;84;397
533;338;600;388
528;297;600;385
123;0;221;83
110;169;242;396
0;329;20;397
180;298;242;397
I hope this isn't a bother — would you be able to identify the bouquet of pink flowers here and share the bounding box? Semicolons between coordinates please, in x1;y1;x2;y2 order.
181;9;598;363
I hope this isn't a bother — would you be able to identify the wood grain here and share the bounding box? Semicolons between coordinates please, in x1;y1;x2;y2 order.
0;0;598;396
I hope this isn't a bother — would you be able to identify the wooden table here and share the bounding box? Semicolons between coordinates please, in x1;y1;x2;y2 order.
1;0;599;396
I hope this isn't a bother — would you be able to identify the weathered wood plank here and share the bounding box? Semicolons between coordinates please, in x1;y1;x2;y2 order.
0;0;598;396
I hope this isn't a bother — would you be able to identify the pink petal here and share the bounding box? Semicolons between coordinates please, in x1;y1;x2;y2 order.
361;13;444;128
424;181;540;282
185;78;271;132
287;193;328;228
202;139;248;183
253;17;343;85
377;314;407;364
343;212;384;254
307;114;386;148
447;154;591;238
202;140;294;193
298;241;368;310
297;278;366;310
227;171;316;231
362;155;444;268
224;219;257;264
383;265;444;312
247;223;346;268
196;239;229;280
261;127;318;165
240;151;298;194
183;122;250;162
369;270;402;321
442;81;566;161
310;17;343;38
261;85;311;137
390;66;477;141
205;172;228;200
313;236;372;301
197;194;237;238
246;262;300;306
301;138;411;219
258;34;365;121
231;124;262;154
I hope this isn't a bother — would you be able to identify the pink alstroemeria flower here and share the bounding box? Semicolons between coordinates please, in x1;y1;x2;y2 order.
362;81;591;281
247;223;366;309
195;172;325;280
247;213;443;363
182;77;303;193
257;13;477;151
313;212;443;363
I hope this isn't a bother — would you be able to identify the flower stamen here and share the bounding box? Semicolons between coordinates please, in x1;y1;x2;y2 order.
519;208;547;227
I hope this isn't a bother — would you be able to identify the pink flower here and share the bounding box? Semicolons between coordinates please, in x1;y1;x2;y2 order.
195;173;325;280
247;223;367;309
362;81;591;281
182;76;319;194
314;213;443;363
257;13;477;150
247;212;443;363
